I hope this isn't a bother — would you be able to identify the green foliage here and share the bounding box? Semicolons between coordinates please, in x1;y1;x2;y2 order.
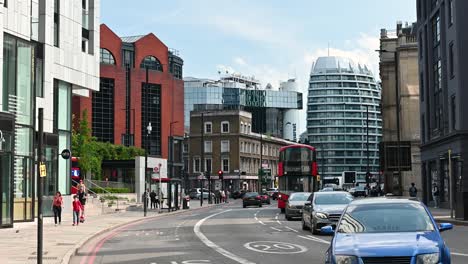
90;187;131;194
72;110;145;180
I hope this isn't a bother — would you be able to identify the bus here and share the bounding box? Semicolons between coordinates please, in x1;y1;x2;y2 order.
277;144;318;213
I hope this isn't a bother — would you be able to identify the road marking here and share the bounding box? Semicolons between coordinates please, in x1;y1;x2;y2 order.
285;226;298;233
452;252;468;257
297;235;330;245
258;220;266;225
270;227;282;232
194;209;256;264
244;241;307;254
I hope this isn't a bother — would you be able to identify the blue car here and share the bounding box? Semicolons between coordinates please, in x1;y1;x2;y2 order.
323;198;453;264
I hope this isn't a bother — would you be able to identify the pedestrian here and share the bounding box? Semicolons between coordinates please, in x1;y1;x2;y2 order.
78;188;87;221
432;182;440;208
72;195;82;226
78;179;87;193
409;182;418;198
155;192;160;209
221;190;226;203
142;189;149;209
150;190;157;209
52;191;63;226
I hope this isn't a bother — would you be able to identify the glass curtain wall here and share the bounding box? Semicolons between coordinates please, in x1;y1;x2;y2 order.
3;34;35;222
55;80;71;194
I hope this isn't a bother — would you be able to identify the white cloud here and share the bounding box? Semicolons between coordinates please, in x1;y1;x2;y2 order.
234;57;247;66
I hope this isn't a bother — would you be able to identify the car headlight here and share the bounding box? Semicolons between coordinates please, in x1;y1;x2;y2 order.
315;212;328;219
335;255;358;264
416;253;439;264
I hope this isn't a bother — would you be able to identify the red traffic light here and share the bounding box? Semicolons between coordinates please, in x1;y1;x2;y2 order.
218;170;223;179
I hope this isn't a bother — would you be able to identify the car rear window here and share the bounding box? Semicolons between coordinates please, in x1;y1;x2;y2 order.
338;203;435;233
245;192;259;197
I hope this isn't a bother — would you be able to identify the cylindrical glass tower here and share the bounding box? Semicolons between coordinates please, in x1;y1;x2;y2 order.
307;56;382;182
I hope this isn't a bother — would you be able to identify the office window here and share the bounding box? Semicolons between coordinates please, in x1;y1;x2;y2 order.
240;142;244;153
140;56;163;71
100;48;116;65
193;158;200;173
221;121;229;133
432;13;440;45
54;0;59;47
222;159;229;172
204;141;212;153
241;123;244;133
449;43;455;78
204;122;212;133
4;0;7;7
451;96;456;130
142;83;161;154
92;78;114;143
183;144;188;153
205;158;212;174
221;140;230;153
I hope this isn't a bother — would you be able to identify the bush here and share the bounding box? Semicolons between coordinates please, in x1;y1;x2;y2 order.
90;187;130;194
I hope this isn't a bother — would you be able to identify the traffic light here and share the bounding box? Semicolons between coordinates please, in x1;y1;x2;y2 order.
218;170;223;180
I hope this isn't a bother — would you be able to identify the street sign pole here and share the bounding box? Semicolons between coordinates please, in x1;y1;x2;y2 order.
37;108;44;264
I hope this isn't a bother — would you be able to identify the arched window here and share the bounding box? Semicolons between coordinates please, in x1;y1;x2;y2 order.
100;48;115;65
140;56;163;71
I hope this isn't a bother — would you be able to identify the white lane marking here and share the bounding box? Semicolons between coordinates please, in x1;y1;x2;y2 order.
452;252;468;257
298;235;331;245
285;226;299;233
270;227;282;232
275;213;282;224
194;209;256;264
244;241;307;254
258;221;266;225
254;217;258;221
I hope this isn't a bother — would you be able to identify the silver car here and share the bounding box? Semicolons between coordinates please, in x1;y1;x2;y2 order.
301;191;353;234
285;192;312;220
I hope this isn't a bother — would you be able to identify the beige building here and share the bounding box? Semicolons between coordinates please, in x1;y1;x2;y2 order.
187;110;294;192
378;22;421;196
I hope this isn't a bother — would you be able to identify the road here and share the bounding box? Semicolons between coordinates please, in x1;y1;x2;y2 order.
71;199;468;264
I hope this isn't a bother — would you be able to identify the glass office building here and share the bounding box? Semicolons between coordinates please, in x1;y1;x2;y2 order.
307;56;382;181
184;75;303;137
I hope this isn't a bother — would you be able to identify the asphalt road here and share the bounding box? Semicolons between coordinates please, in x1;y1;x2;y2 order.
71;199;468;264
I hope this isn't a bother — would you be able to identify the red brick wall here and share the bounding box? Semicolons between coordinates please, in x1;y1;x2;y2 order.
71;24;184;159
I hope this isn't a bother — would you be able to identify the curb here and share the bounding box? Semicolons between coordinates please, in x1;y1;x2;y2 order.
60;203;219;264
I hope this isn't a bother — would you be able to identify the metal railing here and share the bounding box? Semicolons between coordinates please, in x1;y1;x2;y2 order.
73;179;123;212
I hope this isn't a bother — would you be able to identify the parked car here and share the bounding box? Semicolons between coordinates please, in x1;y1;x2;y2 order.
242;192;262;208
302;191;353;234
353;185;368;197
323;198;453;264
232;190;246;199
348;187;356;196
320;187;335;192
285;192;312;220
188;188;214;200
266;188;279;199
260;193;271;204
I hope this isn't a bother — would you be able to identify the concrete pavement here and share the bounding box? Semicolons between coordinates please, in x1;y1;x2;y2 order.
0;199;217;264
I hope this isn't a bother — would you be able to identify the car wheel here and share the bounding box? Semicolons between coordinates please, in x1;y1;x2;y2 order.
311;220;319;235
243;204;246;208
259;204;262;207
281;208;285;213
302;218;309;230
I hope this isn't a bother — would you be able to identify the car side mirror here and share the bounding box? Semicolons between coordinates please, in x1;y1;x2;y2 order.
304;201;311;206
439;223;453;232
321;225;334;235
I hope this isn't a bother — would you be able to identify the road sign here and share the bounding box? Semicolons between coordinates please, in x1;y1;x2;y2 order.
60;149;71;159
153;166;160;173
39;162;47;177
263;168;271;174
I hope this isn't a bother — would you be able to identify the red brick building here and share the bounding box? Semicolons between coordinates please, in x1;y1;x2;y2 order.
73;24;184;159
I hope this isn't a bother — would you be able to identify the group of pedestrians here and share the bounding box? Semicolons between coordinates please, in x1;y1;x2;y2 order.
143;189;162;209
52;180;88;226
214;189;228;204
408;182;440;208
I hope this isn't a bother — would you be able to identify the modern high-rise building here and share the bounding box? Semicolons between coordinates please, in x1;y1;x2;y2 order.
307;56;382;182
378;22;421;196
0;0;100;227
417;0;468;218
184;74;303;138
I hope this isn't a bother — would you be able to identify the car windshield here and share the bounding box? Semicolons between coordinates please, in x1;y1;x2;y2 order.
338;203;435;233
289;193;311;201
355;186;365;191
314;193;353;205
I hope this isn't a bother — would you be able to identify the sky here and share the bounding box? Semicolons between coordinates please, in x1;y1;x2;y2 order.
101;0;416;133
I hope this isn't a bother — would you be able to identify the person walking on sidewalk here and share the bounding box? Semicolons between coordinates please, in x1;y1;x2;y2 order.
52;191;63;226
150;190;157;209
409;183;418;198
432;182;440;208
72;195;82;226
221;190;226;203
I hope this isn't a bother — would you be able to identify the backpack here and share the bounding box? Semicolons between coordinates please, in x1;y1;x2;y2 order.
409;186;417;197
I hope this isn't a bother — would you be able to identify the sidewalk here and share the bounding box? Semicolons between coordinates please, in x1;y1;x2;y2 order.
0;200;216;264
430;207;468;226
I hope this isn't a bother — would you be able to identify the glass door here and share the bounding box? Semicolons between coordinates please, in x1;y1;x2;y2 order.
1;153;13;227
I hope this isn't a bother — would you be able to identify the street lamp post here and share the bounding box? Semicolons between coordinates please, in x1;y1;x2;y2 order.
376;49;401;195
144;67;152;217
200;112;205;207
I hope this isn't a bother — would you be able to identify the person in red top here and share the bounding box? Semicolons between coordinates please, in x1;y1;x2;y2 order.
72;195;82;226
52;191;63;226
